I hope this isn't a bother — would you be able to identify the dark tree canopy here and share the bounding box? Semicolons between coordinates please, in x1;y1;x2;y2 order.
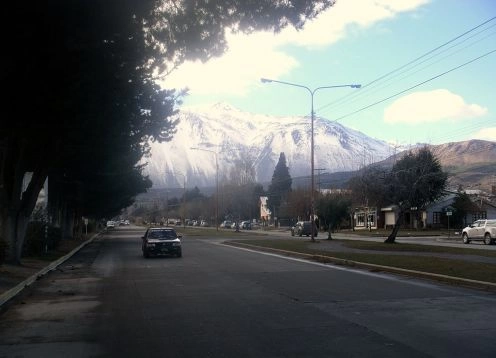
451;192;479;229
384;147;448;242
316;194;351;239
348;147;447;243
267;152;292;212
0;0;333;263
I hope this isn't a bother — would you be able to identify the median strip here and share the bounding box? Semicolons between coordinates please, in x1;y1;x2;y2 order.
224;240;496;293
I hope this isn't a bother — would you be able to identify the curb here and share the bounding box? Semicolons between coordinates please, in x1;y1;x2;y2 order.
0;231;102;308
224;241;496;293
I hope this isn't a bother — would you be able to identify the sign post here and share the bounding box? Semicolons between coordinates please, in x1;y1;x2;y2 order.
446;211;452;239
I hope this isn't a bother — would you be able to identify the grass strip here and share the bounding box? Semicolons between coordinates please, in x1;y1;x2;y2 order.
233;239;496;284
338;240;496;257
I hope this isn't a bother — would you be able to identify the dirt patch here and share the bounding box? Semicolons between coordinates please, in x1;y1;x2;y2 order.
0;238;88;296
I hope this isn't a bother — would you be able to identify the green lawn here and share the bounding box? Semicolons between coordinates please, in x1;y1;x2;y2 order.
228;239;496;284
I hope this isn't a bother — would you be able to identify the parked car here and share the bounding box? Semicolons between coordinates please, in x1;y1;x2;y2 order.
462;219;496;245
291;221;318;237
240;221;252;230
142;227;182;258
106;220;115;229
200;220;209;227
220;220;232;228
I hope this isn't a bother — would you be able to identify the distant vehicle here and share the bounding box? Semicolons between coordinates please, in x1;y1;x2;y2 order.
251;221;261;230
462;219;496;245
142;227;182;258
200;220;209;227
240;221;252;230
290;221;318;237
124;220;130;225
220;220;233;228
106;220;115;229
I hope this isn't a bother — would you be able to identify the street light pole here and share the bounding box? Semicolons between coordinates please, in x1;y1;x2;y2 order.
261;78;361;242
190;147;219;231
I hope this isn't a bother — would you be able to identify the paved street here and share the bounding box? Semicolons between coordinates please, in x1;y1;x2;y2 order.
1;226;495;357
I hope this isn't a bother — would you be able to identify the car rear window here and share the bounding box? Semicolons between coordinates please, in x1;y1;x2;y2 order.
148;230;176;239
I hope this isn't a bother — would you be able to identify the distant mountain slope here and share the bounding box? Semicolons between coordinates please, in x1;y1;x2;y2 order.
319;140;495;192
431;140;496;192
144;103;393;188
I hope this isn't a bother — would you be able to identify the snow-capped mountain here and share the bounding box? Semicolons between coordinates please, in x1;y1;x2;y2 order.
144;103;393;188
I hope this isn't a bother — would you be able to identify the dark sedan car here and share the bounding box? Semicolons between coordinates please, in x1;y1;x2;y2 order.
142;227;182;258
290;221;318;237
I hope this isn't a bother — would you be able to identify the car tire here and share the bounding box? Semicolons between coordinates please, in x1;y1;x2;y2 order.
462;233;470;244
484;233;492;245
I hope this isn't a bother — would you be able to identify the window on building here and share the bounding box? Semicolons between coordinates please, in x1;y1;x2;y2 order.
472;212;487;221
368;213;375;227
433;212;441;224
356;213;365;227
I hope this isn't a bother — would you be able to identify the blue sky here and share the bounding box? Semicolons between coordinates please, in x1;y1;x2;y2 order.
163;0;496;146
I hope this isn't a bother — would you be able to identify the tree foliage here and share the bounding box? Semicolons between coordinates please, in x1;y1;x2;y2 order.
348;147;447;243
384;147;447;242
267;153;292;214
451;192;479;229
316;194;351;239
0;0;333;263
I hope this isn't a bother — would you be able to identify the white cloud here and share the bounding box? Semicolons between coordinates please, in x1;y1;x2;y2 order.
383;89;488;124
165;32;298;95
471;127;496;141
160;0;429;95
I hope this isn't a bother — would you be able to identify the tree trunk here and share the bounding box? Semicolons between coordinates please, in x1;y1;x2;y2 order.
384;211;403;244
2;170;48;264
60;201;75;240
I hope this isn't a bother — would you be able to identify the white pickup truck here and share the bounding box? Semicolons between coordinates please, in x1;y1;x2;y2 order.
462;219;496;245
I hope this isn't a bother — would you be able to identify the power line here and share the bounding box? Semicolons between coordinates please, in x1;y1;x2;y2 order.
330;48;496;123
317;16;496;115
323;30;496;116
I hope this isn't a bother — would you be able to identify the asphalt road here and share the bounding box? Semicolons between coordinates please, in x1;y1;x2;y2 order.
1;226;495;357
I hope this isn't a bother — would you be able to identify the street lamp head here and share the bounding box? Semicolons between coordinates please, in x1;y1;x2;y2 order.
351;84;361;89
260;78;272;83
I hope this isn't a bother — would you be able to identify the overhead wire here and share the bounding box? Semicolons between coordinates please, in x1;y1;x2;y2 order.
321;29;496;116
316;16;496;116
328;48;496;124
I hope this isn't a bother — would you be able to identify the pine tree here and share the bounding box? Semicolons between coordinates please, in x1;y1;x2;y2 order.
267;153;292;215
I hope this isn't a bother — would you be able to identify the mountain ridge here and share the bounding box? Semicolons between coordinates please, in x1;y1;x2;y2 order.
144;103;393;188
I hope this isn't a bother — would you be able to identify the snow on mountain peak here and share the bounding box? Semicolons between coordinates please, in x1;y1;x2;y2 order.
144;104;393;188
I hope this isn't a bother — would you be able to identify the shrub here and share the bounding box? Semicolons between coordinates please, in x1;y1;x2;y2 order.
23;221;62;257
